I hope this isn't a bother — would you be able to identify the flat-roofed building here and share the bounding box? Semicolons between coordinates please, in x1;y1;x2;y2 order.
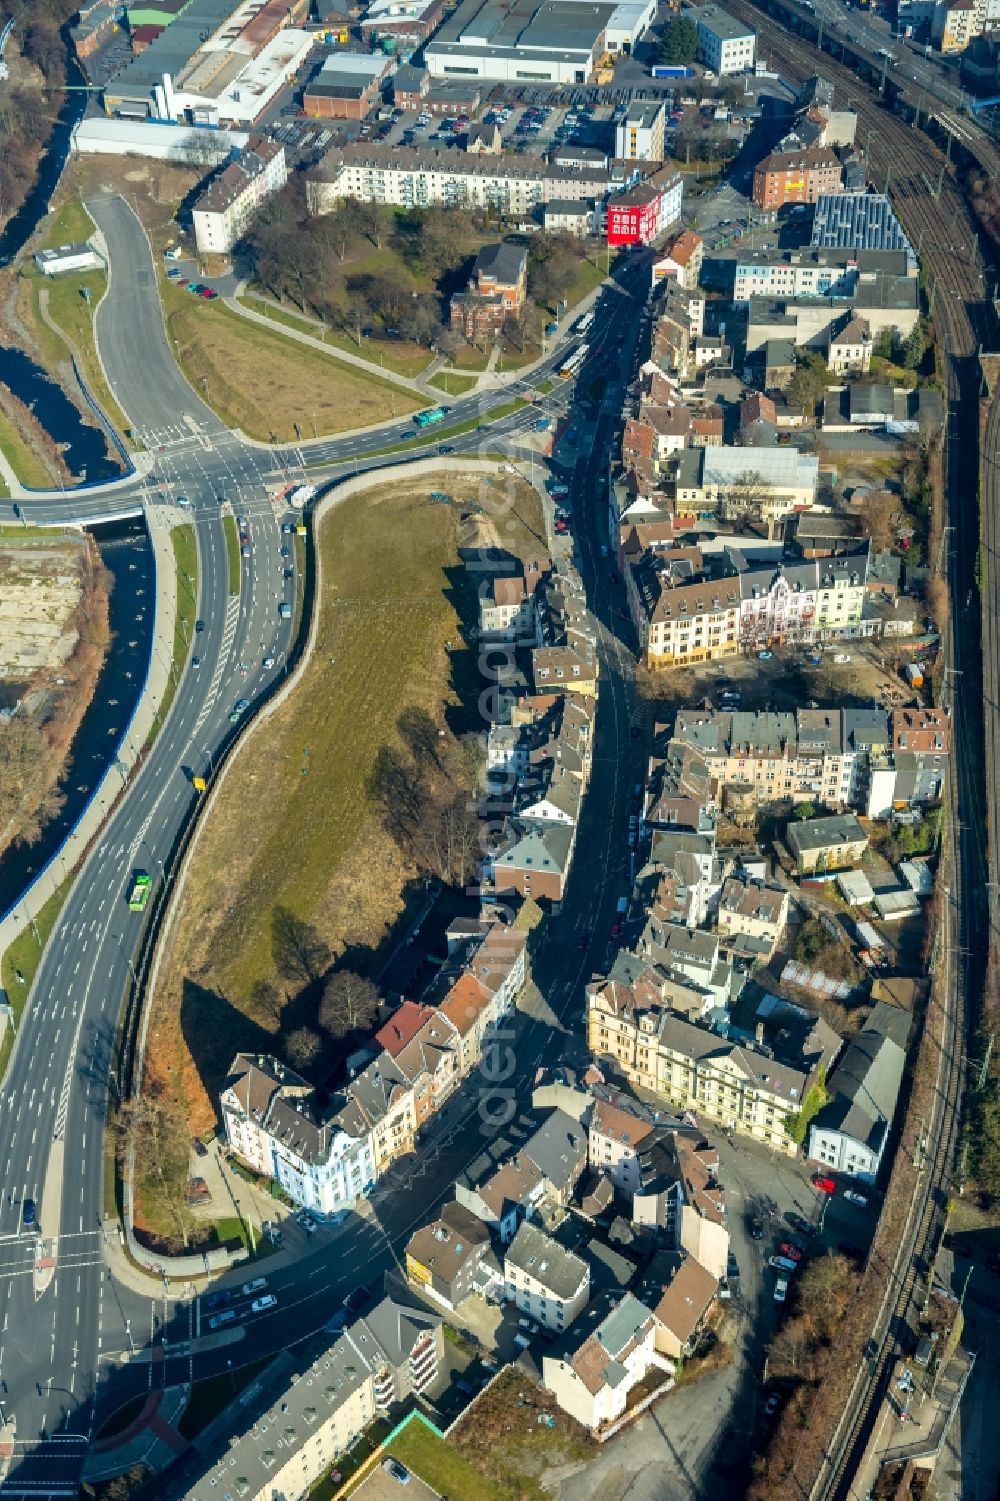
616;101;666;162
424;0;618;85
695;4;756;74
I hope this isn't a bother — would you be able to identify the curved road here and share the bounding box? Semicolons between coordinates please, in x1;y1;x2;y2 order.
0;197;651;1496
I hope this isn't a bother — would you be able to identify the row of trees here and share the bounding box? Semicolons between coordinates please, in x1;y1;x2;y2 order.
239;185;587;356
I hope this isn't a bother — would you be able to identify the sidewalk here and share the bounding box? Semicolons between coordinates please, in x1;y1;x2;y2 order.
226;286;430;396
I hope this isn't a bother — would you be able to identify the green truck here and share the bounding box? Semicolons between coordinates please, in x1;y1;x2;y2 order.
128;873;152;912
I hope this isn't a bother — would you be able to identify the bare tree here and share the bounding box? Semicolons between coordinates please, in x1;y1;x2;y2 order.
119;1087;195;1252
271;905;331;986
722;469;771;524
285;1026;322;1074
319;970;382;1041
251;978;284;1027
397;705;441;773
417;792;481;886
368;745;427;832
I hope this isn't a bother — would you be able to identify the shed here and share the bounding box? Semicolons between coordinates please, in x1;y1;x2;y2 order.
837;869;874;907
898;859;933;898
872;888;920;922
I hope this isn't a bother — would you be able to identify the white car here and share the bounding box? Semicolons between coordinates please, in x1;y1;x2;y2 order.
251;1294;277;1313
833;653;852;664
843;1189;869;1207
242;1277;268;1296
774;1276;789;1303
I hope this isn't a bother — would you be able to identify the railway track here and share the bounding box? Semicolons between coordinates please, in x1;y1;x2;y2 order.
723;5;986;1498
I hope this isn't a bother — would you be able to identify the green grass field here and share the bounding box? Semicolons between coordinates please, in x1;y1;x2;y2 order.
238;293;434;379
384;1422;509;1501
222;514;240;595
147;472;487;1134
428;370;480;396
20;199;134;448
161;281;421;441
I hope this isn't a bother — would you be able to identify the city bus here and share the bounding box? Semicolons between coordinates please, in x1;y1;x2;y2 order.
128;873;152;912
559;343;588;379
414;406;449;428
574;310;595;337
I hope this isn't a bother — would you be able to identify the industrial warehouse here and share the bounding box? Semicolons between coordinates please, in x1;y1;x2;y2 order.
102;0;313;123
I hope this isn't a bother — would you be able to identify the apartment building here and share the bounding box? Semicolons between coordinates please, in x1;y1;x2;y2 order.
405;1202;492;1310
182;1296;443;1501
695;4;756;73
651;229;704;292
586;984;816;1154
627;544;869;670
715;876;789;958
504;1221;590;1331
730;247;913;302
308;142;614;217
606;169;684;247
222;921;527;1213
933;0;977;49
752;147;842;211
616;101;666;162
542;1293;670;1431
192;136;287;253
221;1056;376;1218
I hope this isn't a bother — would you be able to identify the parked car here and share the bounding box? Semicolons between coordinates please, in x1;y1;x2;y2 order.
778;1242;803;1262
812;1174;836;1194
750;1217;764;1241
773;1276;789;1303
786;1211;817;1238
769;1255;799;1274
763;1391;783;1417
191;1137;209;1157
251;1294;278;1313
843;1189;869;1206
382;1459;411;1485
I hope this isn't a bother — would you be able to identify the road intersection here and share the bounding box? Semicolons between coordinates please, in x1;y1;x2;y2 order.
0;195;654;1495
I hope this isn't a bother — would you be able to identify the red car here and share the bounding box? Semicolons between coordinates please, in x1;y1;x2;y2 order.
610;922;621;938
779;1242;803;1262
199;287;218;299
812;1173;836;1194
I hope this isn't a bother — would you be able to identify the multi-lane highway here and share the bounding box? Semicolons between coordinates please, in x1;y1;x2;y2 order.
0;196;651;1495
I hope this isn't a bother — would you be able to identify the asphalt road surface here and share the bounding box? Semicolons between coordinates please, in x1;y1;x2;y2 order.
0;197;654;1495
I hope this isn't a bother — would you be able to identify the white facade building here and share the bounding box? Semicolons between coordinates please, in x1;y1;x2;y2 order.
504;1221;590;1331
192;136;287;253
695;5;756;74
309;143;611;216
220;1055;376;1220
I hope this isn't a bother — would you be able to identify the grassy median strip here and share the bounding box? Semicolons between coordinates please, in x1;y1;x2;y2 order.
345;399;529;463
161;282;422;441
428;371;480;396
148;523;198;743
223;513;240;595
0;872;75;1080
